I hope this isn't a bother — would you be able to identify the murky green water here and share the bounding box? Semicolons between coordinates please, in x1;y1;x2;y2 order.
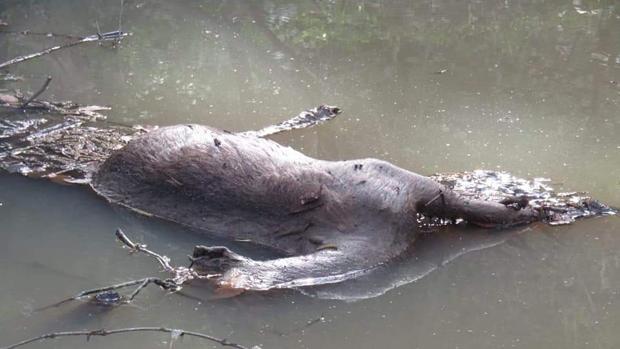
1;1;619;348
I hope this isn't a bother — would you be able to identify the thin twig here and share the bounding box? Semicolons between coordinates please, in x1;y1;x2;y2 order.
0;31;126;69
115;228;174;272
73;278;151;299
21;76;52;108
36;229;214;311
0;327;254;349
36;278;158;310
423;189;444;208
118;0;124;35
116;228;214;285
270;313;325;337
126;278;152;301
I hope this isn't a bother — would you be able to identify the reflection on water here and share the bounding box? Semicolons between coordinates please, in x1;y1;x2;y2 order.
1;1;619;348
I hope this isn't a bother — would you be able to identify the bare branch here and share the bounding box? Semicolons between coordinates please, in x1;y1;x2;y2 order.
118;0;124;35
0;30;82;40
115;228;174;272
0;327;256;349
115;228;215;285
21;76;52;108
37;229;217;310
0;31;127;69
36;277;175;310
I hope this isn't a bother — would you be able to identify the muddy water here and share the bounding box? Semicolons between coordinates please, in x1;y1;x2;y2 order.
1;1;619;348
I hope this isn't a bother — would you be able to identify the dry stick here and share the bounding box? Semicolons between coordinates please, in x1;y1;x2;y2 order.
20;76;52;108
115;228;174;272
0;31;126;69
0;327;253;349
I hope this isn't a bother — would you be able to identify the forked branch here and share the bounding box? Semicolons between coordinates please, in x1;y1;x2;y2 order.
39;229;214;310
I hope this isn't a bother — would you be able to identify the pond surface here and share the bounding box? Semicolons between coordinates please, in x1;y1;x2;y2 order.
1;1;619;348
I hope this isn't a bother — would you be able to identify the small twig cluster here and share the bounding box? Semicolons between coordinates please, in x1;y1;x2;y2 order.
40;229;214;309
114;228;216;287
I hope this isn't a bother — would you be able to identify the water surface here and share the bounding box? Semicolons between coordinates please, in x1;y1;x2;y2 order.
1;1;619;348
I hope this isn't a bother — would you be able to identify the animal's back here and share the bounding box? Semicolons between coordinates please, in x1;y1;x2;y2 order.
91;124;333;248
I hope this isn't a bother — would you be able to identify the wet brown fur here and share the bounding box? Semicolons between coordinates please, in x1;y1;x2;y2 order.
92;124;539;290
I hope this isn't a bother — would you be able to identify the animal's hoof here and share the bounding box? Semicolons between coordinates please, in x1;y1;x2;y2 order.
499;196;529;210
190;245;246;274
318;105;341;116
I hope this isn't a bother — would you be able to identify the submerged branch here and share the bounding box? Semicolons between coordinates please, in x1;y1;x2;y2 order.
0;327;254;349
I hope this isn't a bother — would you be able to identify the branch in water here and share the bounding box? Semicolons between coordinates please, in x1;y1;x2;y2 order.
0;90;110;119
0;327;255;349
21;76;52;108
0;29;83;40
115;228;215;284
115;228;175;272
38;229;214;309
0;31;127;69
37;277;178;310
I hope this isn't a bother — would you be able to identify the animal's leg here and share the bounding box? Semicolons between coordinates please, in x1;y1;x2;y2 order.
190;245;370;291
417;180;542;228
239;105;341;138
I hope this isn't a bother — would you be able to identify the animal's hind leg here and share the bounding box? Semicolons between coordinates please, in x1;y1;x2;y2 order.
417;176;543;228
239;105;341;138
190;244;368;292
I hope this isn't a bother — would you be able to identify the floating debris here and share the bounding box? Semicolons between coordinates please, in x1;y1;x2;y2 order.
0;102;140;183
0;74;23;82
